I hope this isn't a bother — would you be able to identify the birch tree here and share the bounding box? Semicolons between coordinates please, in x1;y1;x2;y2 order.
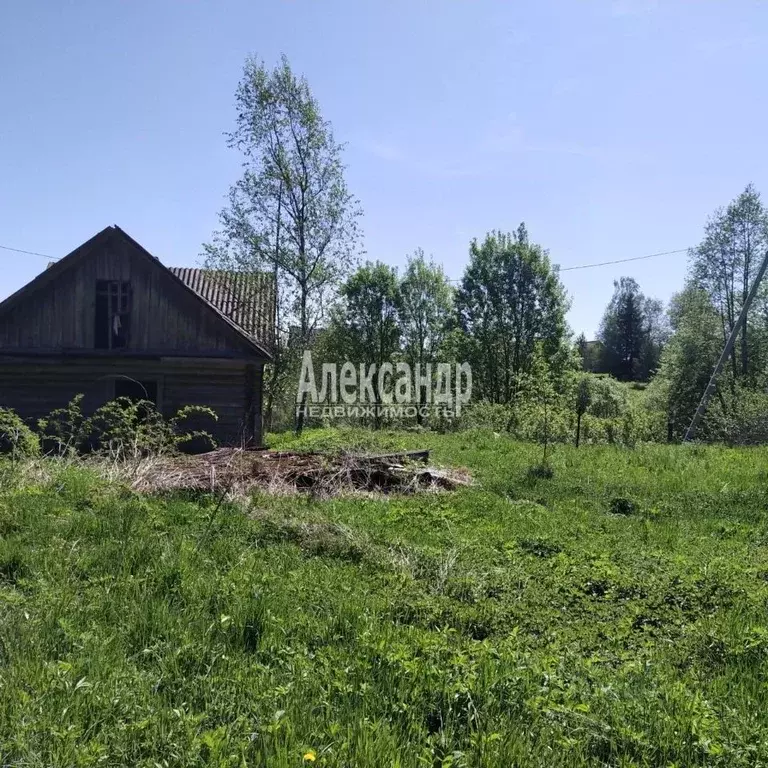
204;54;362;433
690;184;768;381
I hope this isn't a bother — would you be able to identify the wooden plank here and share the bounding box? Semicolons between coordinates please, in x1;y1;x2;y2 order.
362;450;431;464
265;449;432;464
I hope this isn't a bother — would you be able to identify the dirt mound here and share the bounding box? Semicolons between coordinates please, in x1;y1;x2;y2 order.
129;448;472;497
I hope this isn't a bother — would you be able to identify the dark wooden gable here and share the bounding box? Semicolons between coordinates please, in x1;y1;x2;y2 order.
0;226;270;359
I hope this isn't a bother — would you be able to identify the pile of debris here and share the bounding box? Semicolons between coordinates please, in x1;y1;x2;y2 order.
129;448;472;497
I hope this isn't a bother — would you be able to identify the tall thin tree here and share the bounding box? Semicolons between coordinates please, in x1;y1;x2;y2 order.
204;54;362;433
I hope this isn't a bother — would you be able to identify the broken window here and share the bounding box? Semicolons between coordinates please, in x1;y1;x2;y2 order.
95;281;132;349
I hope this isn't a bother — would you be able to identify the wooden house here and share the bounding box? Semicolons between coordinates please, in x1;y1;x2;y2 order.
0;225;274;446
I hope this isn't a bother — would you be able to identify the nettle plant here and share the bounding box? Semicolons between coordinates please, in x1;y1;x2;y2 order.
38;395;218;458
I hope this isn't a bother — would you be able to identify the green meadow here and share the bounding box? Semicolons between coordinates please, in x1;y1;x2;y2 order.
2;430;768;766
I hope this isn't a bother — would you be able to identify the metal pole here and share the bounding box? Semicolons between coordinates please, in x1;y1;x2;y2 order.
684;248;768;441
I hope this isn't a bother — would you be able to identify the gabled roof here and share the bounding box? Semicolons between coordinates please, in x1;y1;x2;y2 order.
0;225;274;360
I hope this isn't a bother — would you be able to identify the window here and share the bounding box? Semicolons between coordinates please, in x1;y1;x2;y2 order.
95;281;132;349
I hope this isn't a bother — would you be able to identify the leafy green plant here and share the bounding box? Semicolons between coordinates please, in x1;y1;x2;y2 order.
37;397;220;458
37;394;85;456
80;397;172;457
170;405;219;454
0;407;39;460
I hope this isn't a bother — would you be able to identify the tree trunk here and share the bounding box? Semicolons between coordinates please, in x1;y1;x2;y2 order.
742;266;749;378
415;353;425;426
266;181;282;434
264;353;284;433
295;283;309;436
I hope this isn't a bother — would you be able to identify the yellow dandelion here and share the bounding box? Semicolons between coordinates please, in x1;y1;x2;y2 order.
303;751;316;762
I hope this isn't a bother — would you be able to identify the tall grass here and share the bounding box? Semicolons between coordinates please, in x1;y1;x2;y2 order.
1;433;768;765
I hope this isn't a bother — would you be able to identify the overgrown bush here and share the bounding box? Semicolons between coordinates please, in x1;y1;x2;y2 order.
38;395;85;456
454;402;516;433
0;408;39;459
452;373;658;448
701;388;768;446
81;398;173;456
583;375;628;418
38;396;219;458
170;405;220;454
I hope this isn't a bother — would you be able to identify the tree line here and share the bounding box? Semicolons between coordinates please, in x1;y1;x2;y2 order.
205;54;768;443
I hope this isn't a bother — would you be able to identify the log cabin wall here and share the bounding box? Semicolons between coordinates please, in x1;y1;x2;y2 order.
0;358;264;446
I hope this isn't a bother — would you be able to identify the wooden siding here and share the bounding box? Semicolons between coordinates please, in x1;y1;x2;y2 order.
0;233;255;357
0;359;264;446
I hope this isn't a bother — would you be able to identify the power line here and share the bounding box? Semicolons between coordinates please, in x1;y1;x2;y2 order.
3;238;691;274
447;246;691;282
559;247;690;272
0;243;58;260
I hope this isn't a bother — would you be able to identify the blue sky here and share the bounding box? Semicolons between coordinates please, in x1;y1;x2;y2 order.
1;1;767;337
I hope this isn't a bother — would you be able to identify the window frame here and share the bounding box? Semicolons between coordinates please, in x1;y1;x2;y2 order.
95;280;132;350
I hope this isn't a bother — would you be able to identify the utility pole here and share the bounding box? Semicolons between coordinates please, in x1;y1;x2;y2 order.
684;248;768;441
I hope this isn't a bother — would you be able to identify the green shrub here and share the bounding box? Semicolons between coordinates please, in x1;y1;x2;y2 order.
38;397;220;458
170;405;219;455
0;408;39;458
454;402;516;433
81;397;173;457
585;375;628;418
38;394;85;456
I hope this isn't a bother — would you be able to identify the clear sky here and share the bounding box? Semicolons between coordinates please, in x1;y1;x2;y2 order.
2;1;767;337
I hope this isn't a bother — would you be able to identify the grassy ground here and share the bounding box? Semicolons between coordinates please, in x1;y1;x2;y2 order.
2;430;768;766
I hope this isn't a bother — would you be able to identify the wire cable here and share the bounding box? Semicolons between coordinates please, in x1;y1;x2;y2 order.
0;243;58;260
559;247;690;272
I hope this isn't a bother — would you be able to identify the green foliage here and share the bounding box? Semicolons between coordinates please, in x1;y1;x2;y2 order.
3;431;768;765
37;397;219;458
597;277;667;381
690;183;768;382
38;394;86;456
81;397;172;456
452;374;651;448
650;286;729;441
399;250;454;370
695;386;768;446
519;344;558;464
648;185;768;443
0;407;39;458
456;225;570;403
203;53;361;433
582;374;628;418
336;261;401;367
170;405;220;454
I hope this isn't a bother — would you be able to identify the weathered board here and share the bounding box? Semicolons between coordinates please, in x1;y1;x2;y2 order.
0;230;259;356
0;358;264;446
0;227;270;446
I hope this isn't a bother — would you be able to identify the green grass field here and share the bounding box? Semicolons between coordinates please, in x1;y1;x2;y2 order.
2;431;768;766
